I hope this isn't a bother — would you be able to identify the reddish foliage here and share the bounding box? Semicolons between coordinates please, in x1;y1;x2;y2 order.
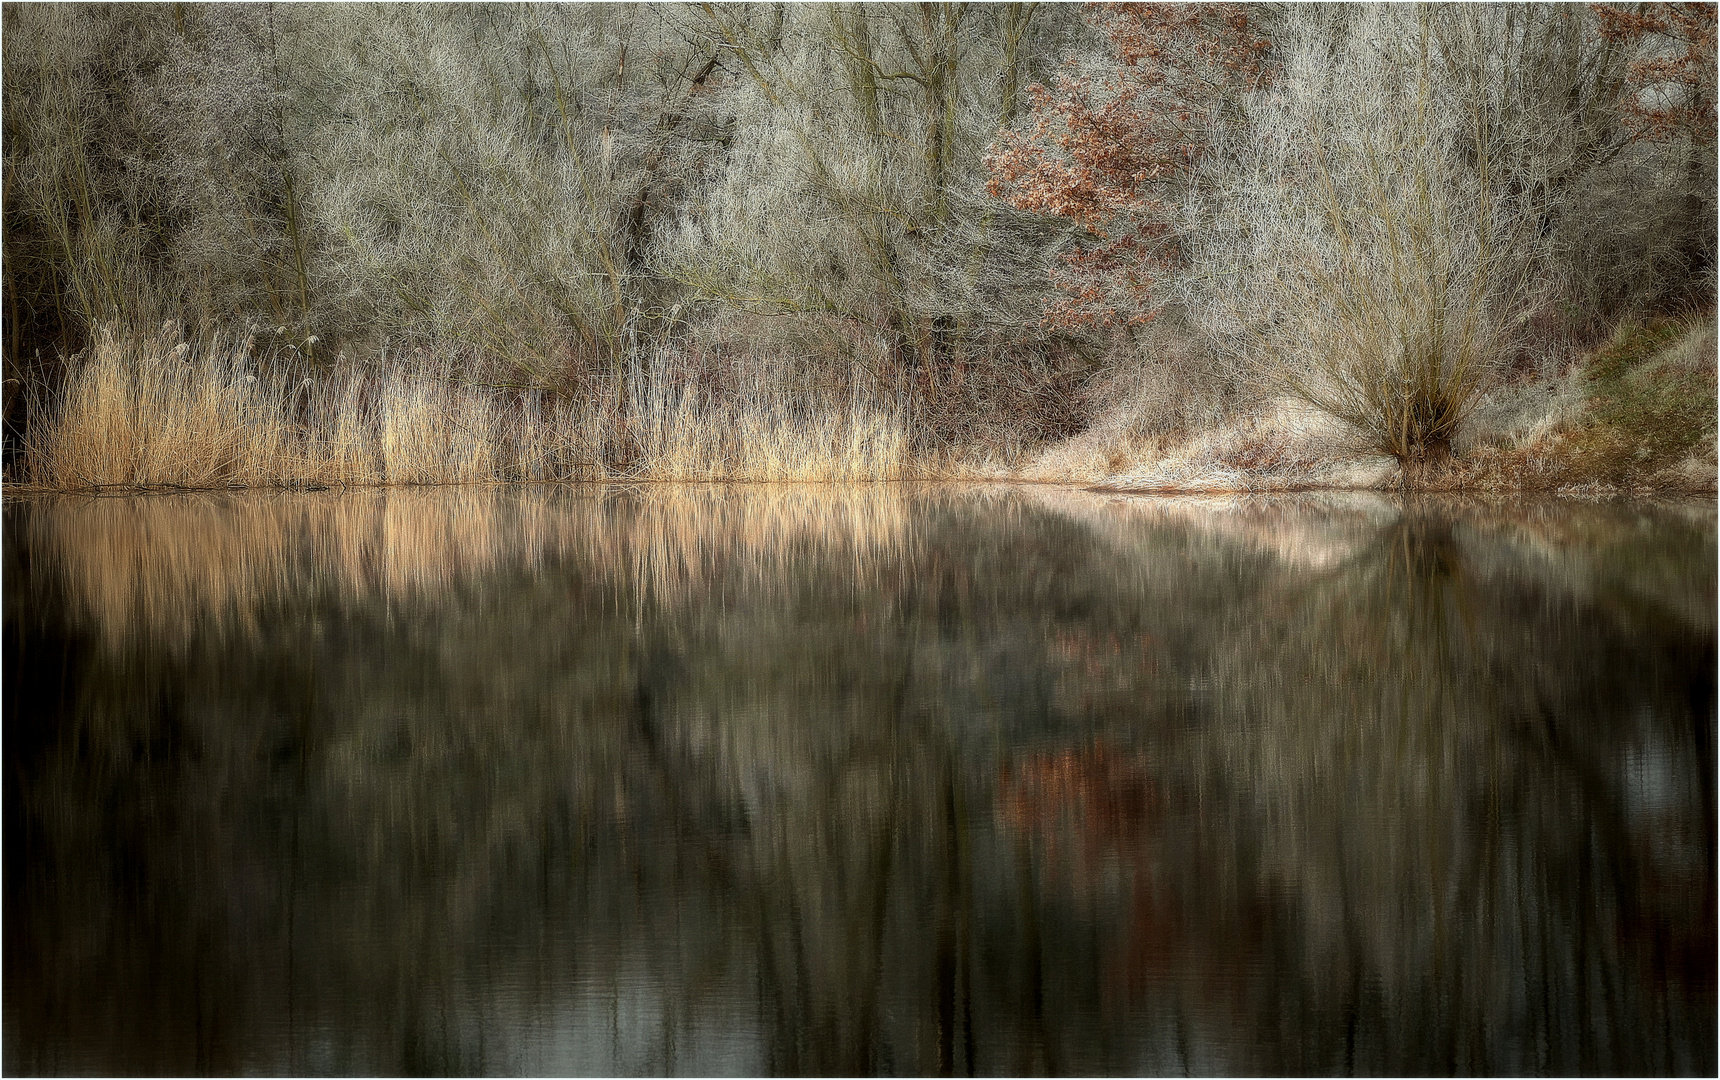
1593;2;1717;143
986;3;1272;329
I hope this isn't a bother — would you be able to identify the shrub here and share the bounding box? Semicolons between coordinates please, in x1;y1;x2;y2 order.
1184;7;1642;479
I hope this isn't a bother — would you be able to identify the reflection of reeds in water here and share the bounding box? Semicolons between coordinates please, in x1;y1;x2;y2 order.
586;484;913;607
22;494;300;650
24;484;916;653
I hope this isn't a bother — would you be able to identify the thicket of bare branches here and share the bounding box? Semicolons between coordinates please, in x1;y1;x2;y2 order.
3;3;1713;482
3;3;1097;466
1175;5;1711;471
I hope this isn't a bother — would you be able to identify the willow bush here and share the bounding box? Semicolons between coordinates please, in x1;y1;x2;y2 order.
1181;7;1640;476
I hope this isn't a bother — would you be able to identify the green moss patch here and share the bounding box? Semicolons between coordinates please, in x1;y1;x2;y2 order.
1566;319;1717;485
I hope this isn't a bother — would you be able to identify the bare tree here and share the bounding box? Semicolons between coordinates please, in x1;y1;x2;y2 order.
658;4;1075;377
2;6;174;356
1182;5;1639;479
288;4;722;380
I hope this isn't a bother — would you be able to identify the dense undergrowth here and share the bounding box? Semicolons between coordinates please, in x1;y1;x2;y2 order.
9;315;1713;495
12;327;922;488
2;4;1713;496
1077;315;1717;496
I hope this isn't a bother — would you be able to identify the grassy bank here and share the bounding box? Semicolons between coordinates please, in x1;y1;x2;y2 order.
1075;315;1718;497
1440;317;1719;494
11;327;916;489
6;317;1713;496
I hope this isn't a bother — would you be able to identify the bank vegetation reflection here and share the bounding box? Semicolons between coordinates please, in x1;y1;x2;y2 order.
5;486;1714;1074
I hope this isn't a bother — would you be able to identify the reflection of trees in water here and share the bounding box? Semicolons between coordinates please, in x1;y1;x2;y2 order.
3;487;1714;1074
994;498;1715;1073
3;485;949;1073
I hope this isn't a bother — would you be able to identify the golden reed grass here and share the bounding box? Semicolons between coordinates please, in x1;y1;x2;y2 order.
17;328;910;490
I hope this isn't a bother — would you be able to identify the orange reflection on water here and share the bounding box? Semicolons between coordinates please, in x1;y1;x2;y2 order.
997;741;1158;868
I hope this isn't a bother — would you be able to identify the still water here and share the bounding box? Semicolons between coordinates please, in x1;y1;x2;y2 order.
3;485;1714;1075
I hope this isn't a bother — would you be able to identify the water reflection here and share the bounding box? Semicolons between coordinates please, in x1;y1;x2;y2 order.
5;485;1714;1075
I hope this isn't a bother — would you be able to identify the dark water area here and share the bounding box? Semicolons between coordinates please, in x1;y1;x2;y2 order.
3;484;1715;1076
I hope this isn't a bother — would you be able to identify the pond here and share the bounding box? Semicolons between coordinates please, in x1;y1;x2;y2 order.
4;484;1715;1075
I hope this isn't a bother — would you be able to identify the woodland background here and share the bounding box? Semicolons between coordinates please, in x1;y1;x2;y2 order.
3;2;1715;489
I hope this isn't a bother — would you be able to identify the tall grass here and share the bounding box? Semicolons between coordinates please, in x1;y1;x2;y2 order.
16;327;910;489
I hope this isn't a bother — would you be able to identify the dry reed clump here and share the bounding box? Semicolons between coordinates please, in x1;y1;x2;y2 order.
18;326;520;488
627;377;907;483
15;328;912;489
24;326;290;489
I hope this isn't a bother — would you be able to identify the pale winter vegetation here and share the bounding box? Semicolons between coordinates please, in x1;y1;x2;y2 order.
3;2;1714;492
19;324;909;486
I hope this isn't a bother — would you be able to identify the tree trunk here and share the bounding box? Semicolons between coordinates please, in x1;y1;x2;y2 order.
1399;436;1454;490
